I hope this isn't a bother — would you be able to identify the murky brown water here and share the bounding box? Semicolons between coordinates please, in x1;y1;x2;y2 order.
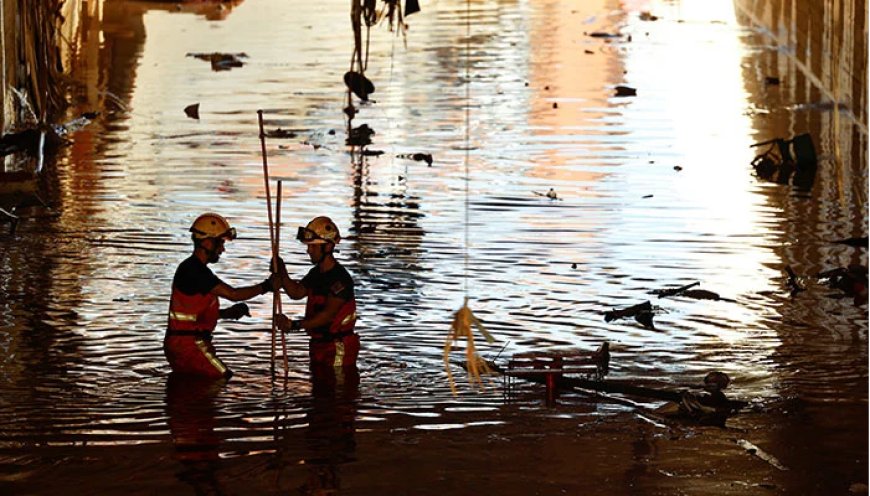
0;0;866;494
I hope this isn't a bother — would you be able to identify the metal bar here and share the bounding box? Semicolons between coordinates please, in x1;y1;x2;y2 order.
257;110;277;378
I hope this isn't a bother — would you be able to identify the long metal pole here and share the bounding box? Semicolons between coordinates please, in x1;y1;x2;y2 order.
274;180;289;378
257;110;277;377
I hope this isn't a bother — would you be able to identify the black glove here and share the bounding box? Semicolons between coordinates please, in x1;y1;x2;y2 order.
259;274;276;295
270;256;287;275
276;314;302;332
220;303;250;320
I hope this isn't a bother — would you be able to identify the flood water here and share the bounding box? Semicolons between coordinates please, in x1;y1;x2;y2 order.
0;0;867;494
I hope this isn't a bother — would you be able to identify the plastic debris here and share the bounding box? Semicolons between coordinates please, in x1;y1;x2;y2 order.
444;298;497;395
344;71;375;101
615;85;637;97
183;103;200;119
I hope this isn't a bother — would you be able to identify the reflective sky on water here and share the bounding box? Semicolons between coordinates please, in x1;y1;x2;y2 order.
0;0;866;493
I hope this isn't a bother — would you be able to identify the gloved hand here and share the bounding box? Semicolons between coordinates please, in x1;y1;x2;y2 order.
259;274;277;294
220;303;250;320
275;314;302;332
270;256;288;276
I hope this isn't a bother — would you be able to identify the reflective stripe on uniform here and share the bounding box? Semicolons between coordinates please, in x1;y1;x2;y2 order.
195;338;227;375
340;311;356;326
333;341;345;368
170;311;198;322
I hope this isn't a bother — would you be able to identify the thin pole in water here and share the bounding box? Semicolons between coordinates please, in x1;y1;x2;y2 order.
275;180;289;378
258;110;278;378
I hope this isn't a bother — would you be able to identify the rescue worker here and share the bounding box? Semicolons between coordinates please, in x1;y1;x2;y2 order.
165;213;273;379
272;216;359;378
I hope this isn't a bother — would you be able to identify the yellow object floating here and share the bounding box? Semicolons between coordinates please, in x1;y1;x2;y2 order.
443;297;497;396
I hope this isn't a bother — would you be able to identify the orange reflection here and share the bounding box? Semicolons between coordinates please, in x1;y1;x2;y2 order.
527;0;621;183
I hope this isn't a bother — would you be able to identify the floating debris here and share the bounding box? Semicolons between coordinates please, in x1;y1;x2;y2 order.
817;265;868;301
634;311;655;329
831;236;868;248
183;103;199;120
344;71;375;101
0;128;59;157
0;208;18;235
533;188;560;200
405;0;421;16
736;439;788;471
750;133;817;190
673;165;683;171
0;112;98;157
588;32;621;38
53;112;99;136
444;298;497;395
764;76;781;85
651;281;700;298
639;11;659;21
605;301;650;321
604;301;657;330
614;85;637;97
361;149;384;157
265;128;297;139
784;266;805;296
651;284;732;302
704;371;730;391
346;124;375;146
187;52;248;71
651;371;745;426
397;152;433;166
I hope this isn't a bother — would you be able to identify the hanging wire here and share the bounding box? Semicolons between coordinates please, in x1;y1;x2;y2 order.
463;0;471;297
443;0;497;396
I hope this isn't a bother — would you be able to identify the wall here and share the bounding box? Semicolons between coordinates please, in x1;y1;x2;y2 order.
733;0;867;130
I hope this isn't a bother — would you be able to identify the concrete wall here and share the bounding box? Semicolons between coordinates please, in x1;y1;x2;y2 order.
733;0;868;130
1;0;12;133
0;0;66;134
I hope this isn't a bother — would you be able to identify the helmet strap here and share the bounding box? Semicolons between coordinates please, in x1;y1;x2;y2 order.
310;247;325;265
309;243;335;266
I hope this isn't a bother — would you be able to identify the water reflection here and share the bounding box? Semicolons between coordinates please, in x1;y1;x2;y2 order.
297;366;359;495
0;0;865;493
732;0;868;489
166;374;226;494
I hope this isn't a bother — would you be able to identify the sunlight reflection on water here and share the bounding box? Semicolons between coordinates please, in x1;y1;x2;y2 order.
0;0;865;481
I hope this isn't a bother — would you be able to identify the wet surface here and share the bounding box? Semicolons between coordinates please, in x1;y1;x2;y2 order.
0;0;866;494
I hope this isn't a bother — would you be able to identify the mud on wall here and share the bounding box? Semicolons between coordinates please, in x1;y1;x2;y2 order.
733;0;868;129
0;0;66;134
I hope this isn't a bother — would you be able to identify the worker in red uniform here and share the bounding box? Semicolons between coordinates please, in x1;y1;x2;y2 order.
272;216;359;382
165;213;273;380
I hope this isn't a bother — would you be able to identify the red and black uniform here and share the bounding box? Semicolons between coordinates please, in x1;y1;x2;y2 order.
301;262;359;371
164;256;231;379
